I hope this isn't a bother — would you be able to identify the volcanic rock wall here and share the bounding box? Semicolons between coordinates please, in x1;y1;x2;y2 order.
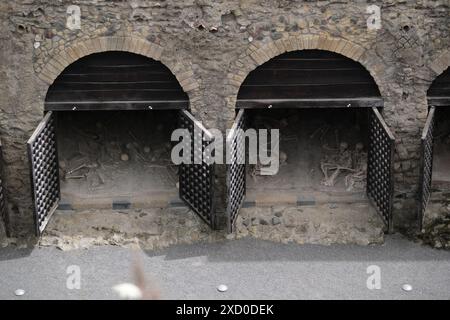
0;0;449;236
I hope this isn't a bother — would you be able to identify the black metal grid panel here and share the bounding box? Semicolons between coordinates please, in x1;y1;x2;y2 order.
226;109;246;233
418;107;436;230
0;141;9;236
0;176;7;235
367;107;395;233
27;111;60;236
178;110;216;228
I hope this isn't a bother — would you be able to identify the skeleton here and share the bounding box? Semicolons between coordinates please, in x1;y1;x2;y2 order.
320;141;353;187
66;163;98;176
63;161;107;190
87;169;105;190
345;142;367;191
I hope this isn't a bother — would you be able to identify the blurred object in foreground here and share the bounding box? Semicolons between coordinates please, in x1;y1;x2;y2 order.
113;250;161;300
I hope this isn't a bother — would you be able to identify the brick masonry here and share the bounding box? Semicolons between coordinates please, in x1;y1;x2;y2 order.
0;0;449;237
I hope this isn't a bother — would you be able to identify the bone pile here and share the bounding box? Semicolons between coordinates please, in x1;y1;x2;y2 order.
320;142;367;191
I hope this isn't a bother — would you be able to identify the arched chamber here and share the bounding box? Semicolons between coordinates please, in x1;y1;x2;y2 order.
28;52;216;236
226;50;395;233
418;66;450;229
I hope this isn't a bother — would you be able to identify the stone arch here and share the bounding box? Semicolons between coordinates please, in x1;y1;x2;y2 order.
226;34;386;113
38;36;199;94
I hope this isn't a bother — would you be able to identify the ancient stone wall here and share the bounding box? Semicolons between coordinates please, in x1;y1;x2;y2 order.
0;0;449;236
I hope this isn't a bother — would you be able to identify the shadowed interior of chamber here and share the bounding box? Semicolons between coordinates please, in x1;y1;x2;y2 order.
56;110;178;208
432;108;450;188
245;108;369;200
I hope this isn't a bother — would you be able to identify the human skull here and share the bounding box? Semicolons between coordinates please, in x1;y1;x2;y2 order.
279;151;287;164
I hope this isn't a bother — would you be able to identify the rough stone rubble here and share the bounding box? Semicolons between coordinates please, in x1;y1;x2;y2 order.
21;203;384;251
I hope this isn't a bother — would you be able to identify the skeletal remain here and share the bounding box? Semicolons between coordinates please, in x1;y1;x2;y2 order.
345;142;367;191
321;163;355;186
279;151;288;165
125;133;151;162
320;141;352;186
65;175;86;180
88;171;105;190
97;171;105;185
67;163;98;175
249;163;260;181
59;160;67;170
352;143;367;170
323;167;340;187
345;170;365;191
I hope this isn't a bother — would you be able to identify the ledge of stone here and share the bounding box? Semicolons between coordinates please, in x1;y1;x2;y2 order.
30;203;387;251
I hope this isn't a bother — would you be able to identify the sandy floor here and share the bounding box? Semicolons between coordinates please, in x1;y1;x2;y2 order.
57;110;178;208
246;108;369;199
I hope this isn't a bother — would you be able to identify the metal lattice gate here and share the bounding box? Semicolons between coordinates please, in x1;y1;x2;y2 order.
0;141;9;236
418;107;436;230
178;110;216;228
27;111;60;236
0;174;7;236
367;107;395;233
226;109;246;233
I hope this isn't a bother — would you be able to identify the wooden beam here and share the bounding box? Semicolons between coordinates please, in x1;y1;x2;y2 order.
236;98;384;109
428;97;450;107
44;100;189;111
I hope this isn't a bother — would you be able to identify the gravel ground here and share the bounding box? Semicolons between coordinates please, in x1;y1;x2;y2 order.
0;234;449;300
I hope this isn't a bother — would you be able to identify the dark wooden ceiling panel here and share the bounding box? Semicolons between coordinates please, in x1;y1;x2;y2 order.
45;51;189;111
237;50;382;109
428;67;450;107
